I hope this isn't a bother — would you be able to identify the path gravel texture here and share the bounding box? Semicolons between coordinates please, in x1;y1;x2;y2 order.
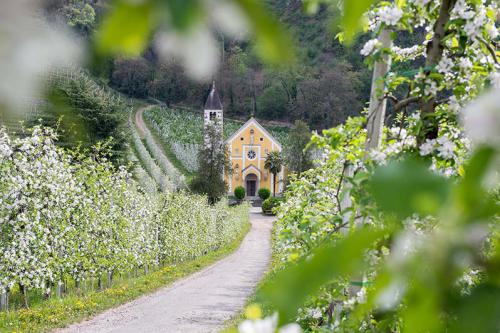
57;208;274;333
134;105;151;138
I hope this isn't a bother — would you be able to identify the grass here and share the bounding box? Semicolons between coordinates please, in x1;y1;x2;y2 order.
0;217;251;333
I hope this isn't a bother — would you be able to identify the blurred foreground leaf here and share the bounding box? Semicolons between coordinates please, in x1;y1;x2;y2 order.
95;0;294;65
258;228;386;324
455;146;498;222
96;1;155;56
341;0;374;42
449;284;500;333
233;0;295;65
369;159;452;218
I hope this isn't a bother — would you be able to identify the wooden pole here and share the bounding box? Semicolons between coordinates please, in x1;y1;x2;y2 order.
349;29;393;297
365;29;393;151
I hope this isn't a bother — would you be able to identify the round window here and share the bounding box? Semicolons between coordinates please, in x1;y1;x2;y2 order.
247;150;256;160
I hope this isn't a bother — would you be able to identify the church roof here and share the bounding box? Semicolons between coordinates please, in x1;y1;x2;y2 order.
225;117;282;150
205;82;223;110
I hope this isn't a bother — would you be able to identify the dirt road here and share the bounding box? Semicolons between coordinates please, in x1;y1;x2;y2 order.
57;209;274;333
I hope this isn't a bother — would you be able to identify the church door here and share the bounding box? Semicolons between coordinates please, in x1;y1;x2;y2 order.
245;174;258;197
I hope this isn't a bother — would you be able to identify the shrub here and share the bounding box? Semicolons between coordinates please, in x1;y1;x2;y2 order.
262;197;283;215
258;188;271;200
234;186;246;200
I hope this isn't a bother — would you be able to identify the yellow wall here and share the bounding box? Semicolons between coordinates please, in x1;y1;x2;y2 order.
225;119;284;197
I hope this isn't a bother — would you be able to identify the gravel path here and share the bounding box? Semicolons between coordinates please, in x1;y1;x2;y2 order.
57;208;274;333
134;105;150;138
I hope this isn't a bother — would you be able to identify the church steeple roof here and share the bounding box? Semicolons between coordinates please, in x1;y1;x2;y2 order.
205;81;223;110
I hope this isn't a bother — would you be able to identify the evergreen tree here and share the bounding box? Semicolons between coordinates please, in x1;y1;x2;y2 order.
285;120;313;176
190;121;231;203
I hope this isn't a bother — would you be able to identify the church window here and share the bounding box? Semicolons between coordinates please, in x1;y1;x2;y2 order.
250;129;255;134
260;137;264;141
240;137;244;141
210;112;217;121
247;150;256;160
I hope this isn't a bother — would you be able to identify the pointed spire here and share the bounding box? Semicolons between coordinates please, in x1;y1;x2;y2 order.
205;81;223;110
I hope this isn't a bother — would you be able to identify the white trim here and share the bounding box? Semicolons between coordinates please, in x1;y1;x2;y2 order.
225;118;282;150
242;164;261;180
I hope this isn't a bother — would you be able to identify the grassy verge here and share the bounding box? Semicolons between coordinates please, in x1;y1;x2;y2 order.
0;217;250;333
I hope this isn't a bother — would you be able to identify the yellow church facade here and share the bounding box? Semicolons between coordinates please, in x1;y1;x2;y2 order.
204;82;284;198
225;118;284;197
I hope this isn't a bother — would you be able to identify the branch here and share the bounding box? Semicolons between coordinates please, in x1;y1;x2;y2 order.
394;96;420;112
478;37;500;65
335;162;348;213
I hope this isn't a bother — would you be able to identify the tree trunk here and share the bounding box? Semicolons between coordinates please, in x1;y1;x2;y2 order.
107;270;114;288
273;172;277;197
19;284;29;308
420;0;457;142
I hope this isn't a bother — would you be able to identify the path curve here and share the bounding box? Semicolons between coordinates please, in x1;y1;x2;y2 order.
134;105;151;138
57;209;274;333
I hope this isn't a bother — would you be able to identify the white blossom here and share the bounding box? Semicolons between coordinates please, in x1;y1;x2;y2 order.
370;150;387;164
436;135;456;159
410;0;431;7
437;55;454;74
489;72;500;89
279;324;303;333
360;38;379;56
239;314;278;333
378;6;404;26
461;88;500;146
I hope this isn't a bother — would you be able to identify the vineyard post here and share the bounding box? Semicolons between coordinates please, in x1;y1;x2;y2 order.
0;290;8;311
365;29;392;150
56;281;63;298
352;28;392;296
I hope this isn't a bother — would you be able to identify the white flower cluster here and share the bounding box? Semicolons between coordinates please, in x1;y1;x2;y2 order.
419;134;457;160
392;45;422;60
378;6;403;26
452;0;494;39
0;126;248;295
239;313;302;333
360;39;380;57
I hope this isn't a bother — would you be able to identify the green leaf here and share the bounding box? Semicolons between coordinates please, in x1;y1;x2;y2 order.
369;158;452;218
161;0;203;31
258;228;386;324
449;284;500;333
96;1;155;56
342;0;374;43
455;146;498;222
234;0;295;65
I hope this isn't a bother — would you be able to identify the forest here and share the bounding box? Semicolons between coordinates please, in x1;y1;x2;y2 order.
42;0;374;130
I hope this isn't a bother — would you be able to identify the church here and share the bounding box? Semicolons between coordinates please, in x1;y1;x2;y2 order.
204;83;285;198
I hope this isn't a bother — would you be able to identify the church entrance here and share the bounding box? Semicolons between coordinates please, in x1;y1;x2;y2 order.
245;174;258;197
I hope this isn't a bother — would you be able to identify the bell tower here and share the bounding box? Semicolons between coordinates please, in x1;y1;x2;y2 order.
204;81;223;131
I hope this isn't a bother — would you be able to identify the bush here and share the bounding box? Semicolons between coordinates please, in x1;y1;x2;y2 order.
234;186;246;200
262;197;284;215
258;188;271;200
